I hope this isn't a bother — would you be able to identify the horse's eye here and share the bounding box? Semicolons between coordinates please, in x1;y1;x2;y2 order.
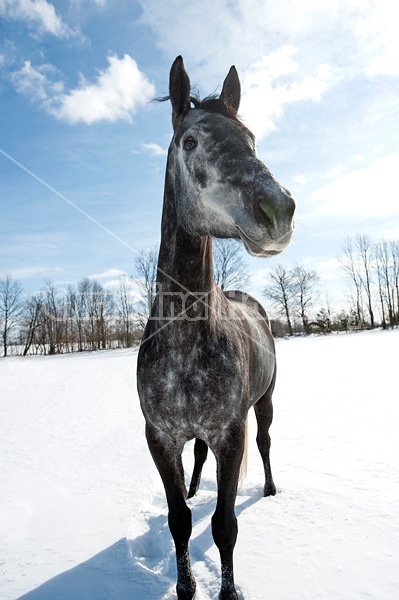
183;137;197;151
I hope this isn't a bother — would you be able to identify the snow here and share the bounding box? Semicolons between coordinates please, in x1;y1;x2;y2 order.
1;329;399;599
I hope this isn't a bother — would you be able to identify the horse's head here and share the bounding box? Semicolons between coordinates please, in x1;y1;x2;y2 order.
167;56;295;257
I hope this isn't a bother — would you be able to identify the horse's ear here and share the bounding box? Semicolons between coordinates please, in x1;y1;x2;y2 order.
169;56;191;132
220;66;241;114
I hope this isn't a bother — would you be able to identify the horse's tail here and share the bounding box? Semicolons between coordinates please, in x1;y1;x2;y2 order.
239;417;249;484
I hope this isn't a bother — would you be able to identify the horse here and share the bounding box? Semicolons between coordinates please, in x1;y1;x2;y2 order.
137;56;295;600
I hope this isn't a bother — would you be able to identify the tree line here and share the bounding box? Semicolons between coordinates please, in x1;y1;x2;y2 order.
0;240;248;357
1;235;398;357
265;234;399;336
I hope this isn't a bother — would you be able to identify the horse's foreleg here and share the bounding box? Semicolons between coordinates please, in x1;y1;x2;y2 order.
211;422;245;600
254;383;277;497
187;438;208;498
145;425;196;600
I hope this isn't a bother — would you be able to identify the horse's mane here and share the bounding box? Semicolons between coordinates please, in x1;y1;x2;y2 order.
190;93;239;121
155;92;239;121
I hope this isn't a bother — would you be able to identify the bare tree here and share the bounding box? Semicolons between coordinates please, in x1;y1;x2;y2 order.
291;264;320;333
213;239;249;291
116;276;139;347
390;239;399;324
356;234;375;328
338;237;364;326
21;293;43;356
85;280;114;350
375;239;397;327
0;275;25;357
77;278;92;349
375;248;388;329
263;264;295;336
135;248;158;319
65;284;82;351
41;280;64;354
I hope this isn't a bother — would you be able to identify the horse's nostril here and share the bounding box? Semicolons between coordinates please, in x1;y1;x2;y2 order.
258;193;296;224
258;196;275;224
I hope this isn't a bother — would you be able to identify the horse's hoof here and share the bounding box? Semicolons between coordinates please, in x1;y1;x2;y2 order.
264;481;276;497
187;486;196;499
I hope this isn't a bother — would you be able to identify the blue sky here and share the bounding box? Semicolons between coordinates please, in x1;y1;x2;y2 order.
1;0;398;308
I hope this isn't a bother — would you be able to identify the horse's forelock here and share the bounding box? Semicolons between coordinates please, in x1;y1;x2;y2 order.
155;93;240;123
190;94;239;121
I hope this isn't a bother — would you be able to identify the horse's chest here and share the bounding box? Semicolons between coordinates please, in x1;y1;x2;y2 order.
138;339;244;440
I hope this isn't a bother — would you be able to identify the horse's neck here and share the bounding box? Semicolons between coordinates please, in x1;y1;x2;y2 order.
157;174;214;296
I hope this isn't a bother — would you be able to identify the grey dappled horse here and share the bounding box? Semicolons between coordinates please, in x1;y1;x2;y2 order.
137;56;295;600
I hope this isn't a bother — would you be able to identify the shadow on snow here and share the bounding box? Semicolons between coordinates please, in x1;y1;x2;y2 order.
17;535;172;600
17;482;264;600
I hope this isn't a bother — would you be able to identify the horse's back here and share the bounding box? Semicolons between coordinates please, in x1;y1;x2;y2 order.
223;289;271;326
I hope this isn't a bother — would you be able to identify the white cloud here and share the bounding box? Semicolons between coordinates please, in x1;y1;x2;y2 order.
308;151;399;218
139;1;356;139
306;257;342;281
139;0;396;138
71;0;106;5
139;0;378;79
102;278;124;290
142;143;168;157
95;274;142;300
5;265;62;280
331;164;344;178
11;54;155;124
11;60;63;101
0;0;72;37
294;174;308;186
51;54;155;124
88;269;127;280
355;0;399;77
240;46;331;138
103;278;141;301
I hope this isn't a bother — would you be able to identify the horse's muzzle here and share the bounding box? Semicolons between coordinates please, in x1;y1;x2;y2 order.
238;189;295;256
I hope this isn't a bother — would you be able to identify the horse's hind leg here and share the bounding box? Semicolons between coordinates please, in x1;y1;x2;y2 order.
254;379;277;497
187;438;208;498
145;424;196;600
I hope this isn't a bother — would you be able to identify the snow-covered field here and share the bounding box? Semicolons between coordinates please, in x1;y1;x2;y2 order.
1;329;399;600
